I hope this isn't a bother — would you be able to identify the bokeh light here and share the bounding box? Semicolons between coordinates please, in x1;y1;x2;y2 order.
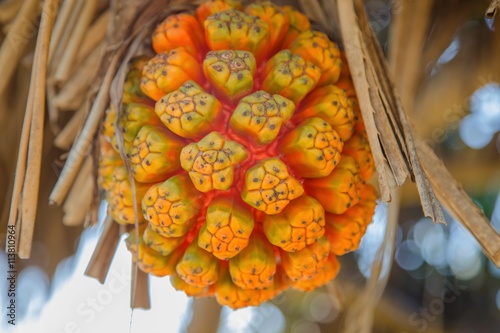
218;301;285;333
411;218;448;268
459;115;495;149
356;201;389;279
309;293;333;322
219;306;254;332
447;221;483;281
395;211;489;282
459;82;500;149
395;240;423;271
431;36;460;75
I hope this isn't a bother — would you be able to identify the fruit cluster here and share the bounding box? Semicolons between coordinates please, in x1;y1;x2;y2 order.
98;0;376;309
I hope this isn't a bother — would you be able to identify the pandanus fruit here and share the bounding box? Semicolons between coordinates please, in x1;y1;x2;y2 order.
99;0;377;309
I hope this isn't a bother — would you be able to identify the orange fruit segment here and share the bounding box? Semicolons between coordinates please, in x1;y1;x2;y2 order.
262;50;321;104
142;174;203;237
180;131;247;192
204;9;270;63
141;48;204;102
263;195;325;252
198;196;254;260
203;50;256;103
229;91;295;145
152;13;206;59
295;84;356;141
290;30;343;86
176;239;220;288
155;81;223;139
241;158;304;214
303;155;364;214
278;117;343;178
130;125;185;183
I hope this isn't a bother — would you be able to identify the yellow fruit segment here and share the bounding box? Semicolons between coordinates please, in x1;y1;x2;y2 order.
295;84;356;141
203;50;256;103
261;50;321;103
280;6;311;49
180;132;247;192
290;30;343;86
130;125;185;183
281;236;330;282
245;2;289;54
101;106;117;142
204;9;270;63
263;195;325;252
176;239;220;287
152;13;206;58
141;48;204;102
107;166;150;225
110;103;162;155
278;117;343;178
198;196;254;260
102;57;152;143
142;174;203;237
143;226;186;256
325;184;376;255
98;139;123;192
155;81;223;139
123;56;151;105
229;234;276;289
304;155;364;214
241;158;304;214
229;91;295;145
126;229;183;277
